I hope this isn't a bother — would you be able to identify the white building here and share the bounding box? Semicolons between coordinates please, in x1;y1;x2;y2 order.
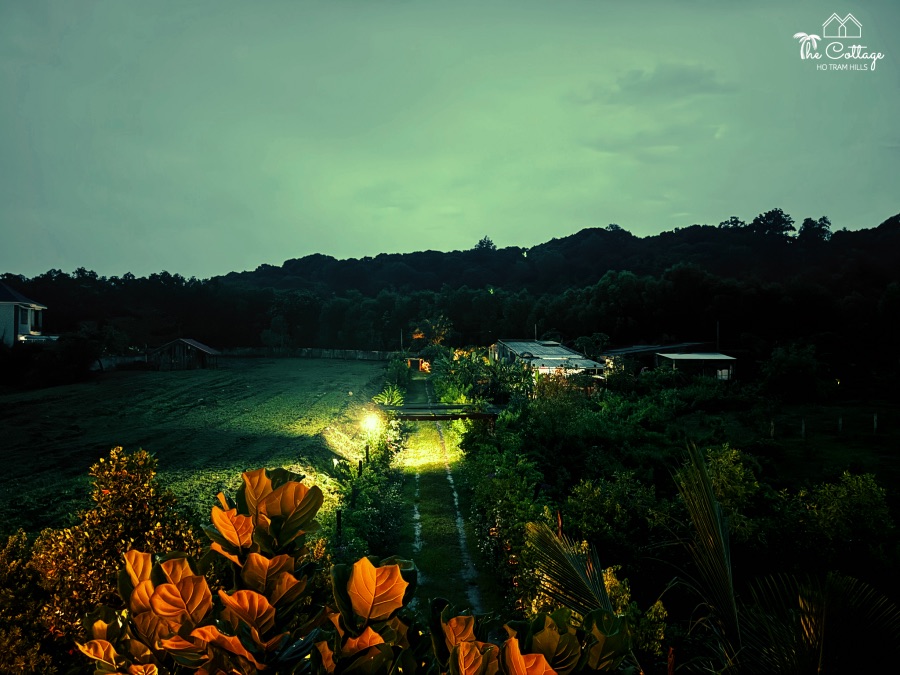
0;282;52;347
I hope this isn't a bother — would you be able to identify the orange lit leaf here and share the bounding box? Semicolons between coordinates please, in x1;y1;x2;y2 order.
453;641;500;675
128;665;159;675
192;625;263;668
131;579;155;615
242;468;273;515
160;634;200;651
502;637;556;675
316;641;336;674
76;639;119;666
210;541;242;566
241;552;293;593
124;550;153;587
348;557;408;622
134;610;173;646
342;626;385;658
218;589;276;635
444;615;477;648
150;576;212;627
160;557;193;584
280;485;325;542
211;506;254;549
268;570;306;606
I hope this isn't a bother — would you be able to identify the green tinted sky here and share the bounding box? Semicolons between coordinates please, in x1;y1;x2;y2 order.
1;0;897;278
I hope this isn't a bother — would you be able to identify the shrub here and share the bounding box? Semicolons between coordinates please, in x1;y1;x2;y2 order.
29;447;203;641
0;531;58;674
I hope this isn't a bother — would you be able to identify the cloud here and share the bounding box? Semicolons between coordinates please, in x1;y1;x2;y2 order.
582;121;726;160
570;63;736;106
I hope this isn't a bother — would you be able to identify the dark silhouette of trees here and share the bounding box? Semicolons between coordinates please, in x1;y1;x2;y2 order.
749;207;796;238
474;236;497;251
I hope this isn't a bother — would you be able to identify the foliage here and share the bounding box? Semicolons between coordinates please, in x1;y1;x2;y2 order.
0;531;58;673
774;471;894;568
673;444;741;670
79;466;325;673
474;236;497;251
524;523;667;664
561;473;664;566
372;384;404;406
675;445;900;673
700;445;760;543
749;207;795;237
759;343;833;403
29;447;203;642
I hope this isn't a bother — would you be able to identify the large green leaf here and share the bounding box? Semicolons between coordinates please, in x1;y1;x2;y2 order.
529;615;581;675
583;609;630;671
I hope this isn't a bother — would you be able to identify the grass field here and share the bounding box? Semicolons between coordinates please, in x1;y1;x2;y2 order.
0;357;386;538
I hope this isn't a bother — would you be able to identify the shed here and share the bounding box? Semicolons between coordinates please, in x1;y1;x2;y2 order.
655;352;736;380
149;338;220;371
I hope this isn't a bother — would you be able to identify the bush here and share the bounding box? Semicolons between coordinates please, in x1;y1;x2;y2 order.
29;447;203;641
0;531;58;674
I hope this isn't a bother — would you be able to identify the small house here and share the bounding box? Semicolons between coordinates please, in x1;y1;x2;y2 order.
601;342;710;373
149;338;220;370
491;339;604;377
0;281;55;347
655;352;736;380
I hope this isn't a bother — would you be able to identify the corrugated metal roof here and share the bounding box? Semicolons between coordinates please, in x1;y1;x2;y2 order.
657;352;735;361
496;339;604;369
602;342;707;357
0;282;47;309
531;359;603;370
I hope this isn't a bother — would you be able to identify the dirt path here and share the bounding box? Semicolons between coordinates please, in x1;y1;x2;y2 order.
397;373;484;612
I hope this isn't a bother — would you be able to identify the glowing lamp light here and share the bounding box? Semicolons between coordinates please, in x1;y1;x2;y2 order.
362;413;381;434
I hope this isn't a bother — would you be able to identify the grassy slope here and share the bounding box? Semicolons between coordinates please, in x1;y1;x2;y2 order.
0;357;385;537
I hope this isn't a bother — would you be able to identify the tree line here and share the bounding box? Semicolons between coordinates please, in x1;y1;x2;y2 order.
2;209;899;390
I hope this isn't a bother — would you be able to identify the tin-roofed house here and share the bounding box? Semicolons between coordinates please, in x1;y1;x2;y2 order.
655;352;736;380
0;281;56;347
491;339;604;378
149;338;220;371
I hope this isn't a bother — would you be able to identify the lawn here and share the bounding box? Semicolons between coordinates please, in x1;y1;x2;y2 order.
0;357;386;538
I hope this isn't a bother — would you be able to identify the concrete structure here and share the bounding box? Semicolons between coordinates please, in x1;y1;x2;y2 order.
491;339;604;377
655;352;736;380
0;282;54;347
149;338;220;370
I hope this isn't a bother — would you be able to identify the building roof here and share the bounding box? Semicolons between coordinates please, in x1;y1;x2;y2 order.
496;339;604;370
151;338;221;355
602;342;708;357
0;281;47;309
657;352;736;361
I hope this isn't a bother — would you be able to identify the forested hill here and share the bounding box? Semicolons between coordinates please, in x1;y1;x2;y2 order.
221;212;900;295
3;209;900;386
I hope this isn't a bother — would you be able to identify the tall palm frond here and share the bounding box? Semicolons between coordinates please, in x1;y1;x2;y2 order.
742;571;900;673
525;522;614;617
675;443;742;666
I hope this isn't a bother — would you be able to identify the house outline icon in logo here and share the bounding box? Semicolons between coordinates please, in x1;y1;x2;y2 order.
822;13;862;39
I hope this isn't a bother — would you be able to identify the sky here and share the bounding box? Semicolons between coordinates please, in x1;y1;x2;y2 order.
1;0;898;279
